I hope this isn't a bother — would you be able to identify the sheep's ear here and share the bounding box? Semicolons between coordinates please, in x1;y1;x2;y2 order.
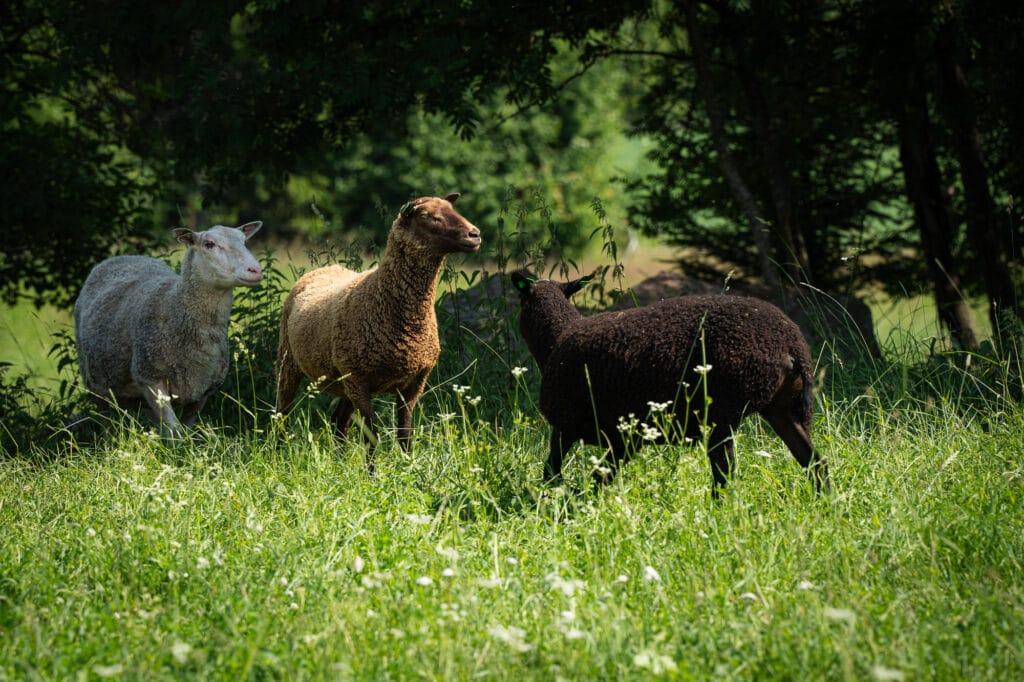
511;272;535;295
563;273;595;298
238;221;262;240
173;228;196;246
444;192;460;204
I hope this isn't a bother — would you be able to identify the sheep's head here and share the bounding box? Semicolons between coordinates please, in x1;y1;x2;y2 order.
173;221;264;289
511;270;595;303
511;270;596;365
395;193;481;255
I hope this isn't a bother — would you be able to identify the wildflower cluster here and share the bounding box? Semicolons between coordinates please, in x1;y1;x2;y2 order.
451;383;481;406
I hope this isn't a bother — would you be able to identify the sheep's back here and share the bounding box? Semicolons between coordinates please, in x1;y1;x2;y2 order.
284;264;373;384
74;256;178;395
539;294;809;436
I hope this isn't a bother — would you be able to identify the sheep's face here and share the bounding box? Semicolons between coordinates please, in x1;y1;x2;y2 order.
397;193;481;255
174;222;264;289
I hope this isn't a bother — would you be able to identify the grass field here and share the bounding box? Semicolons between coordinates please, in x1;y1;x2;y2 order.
2;389;1021;679
1;249;1022;679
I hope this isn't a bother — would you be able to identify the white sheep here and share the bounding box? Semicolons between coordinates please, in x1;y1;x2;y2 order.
275;194;481;471
74;222;263;437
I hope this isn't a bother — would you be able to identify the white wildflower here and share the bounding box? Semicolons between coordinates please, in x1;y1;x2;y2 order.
152;387;178;408
647;400;671;413
565;628;586;640
616;574;629;584
798;580;816;590
634;650;678;675
466;395;482;406
588;455;612;478
352;555;365;573
643;566;661;583
196;556;210;570
442;568;455;577
545;571;586;596
171;641;192;664
244;510;263;533
693;364;713;375
487;624;534;653
406;513;433;525
92;665;125;678
436;544;459;560
511;366;529;378
416;576;434;586
616;413;639;432
871;665;906;681
452;384;470;396
824;607;855;622
640;423;661;441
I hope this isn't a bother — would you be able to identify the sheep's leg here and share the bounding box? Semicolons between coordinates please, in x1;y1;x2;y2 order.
330;397;354;440
707;427;736;498
141;380;184;440
763;410;831;493
342;384;379;475
274;347;304;415
179;403;201;429
546;428;571;485
179;391;214;429
395;369;430;452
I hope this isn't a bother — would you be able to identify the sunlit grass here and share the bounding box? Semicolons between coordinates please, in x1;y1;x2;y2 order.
2;385;1022;679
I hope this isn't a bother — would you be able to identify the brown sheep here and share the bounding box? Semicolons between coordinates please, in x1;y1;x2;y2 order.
275;194;481;471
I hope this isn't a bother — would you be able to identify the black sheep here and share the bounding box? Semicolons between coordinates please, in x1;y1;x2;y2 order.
511;271;831;495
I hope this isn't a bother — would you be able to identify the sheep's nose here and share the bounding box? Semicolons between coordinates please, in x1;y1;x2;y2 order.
248;264;263;280
468;228;481;241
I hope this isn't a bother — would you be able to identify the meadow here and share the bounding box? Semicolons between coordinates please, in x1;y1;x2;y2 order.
1;246;1022;680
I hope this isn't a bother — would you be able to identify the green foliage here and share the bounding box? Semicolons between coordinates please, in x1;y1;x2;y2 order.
1;0;647;306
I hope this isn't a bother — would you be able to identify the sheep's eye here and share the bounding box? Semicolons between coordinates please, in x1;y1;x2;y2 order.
203;240;216;249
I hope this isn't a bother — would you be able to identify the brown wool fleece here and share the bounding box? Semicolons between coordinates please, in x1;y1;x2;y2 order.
275;195;480;458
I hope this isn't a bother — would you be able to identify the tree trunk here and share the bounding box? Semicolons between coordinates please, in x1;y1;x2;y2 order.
730;23;811;284
935;29;1019;345
897;90;979;351
683;0;782;292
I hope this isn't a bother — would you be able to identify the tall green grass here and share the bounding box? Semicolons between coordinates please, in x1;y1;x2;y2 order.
1;383;1022;679
2;214;1022;678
